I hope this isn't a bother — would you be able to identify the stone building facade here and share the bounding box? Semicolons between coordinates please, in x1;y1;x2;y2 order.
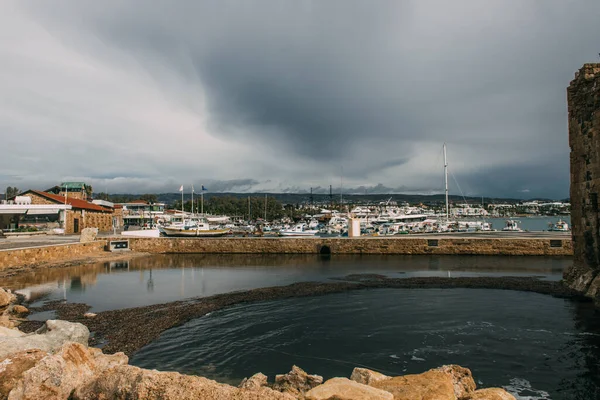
21;190;115;234
564;63;600;302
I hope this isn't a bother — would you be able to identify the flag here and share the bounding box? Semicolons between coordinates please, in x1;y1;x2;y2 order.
202;185;208;191
179;185;183;192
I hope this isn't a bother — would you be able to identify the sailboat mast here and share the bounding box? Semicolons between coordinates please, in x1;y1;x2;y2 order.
444;143;449;221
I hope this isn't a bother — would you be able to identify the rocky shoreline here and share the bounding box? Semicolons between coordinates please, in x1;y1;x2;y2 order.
1;287;518;399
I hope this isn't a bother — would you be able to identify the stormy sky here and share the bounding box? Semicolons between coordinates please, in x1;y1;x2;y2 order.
1;1;598;198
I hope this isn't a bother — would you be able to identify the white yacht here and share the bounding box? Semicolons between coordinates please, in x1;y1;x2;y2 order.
161;217;230;237
279;223;319;237
548;219;569;232
502;220;522;232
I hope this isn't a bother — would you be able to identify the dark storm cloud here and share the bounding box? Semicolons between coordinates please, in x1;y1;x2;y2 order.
2;1;599;197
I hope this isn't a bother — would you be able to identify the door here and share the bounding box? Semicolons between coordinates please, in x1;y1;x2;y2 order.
73;218;79;233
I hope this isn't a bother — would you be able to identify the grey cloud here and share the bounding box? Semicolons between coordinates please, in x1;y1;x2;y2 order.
1;1;598;198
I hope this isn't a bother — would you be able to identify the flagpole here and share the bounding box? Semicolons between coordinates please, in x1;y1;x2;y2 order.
191;185;194;215
181;186;184;217
201;189;204;216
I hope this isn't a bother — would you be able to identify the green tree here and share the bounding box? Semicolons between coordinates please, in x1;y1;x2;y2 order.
94;192;111;201
140;194;158;204
5;186;20;199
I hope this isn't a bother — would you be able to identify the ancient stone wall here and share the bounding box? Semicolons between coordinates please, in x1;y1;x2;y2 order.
121;237;572;256
0;241;107;270
564;63;600;300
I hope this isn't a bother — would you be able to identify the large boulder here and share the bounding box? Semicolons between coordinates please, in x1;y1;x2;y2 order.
272;365;323;397
0;320;89;360
239;373;268;390
79;228;98;243
0;349;48;400
73;364;295;400
7;342;127;400
368;365;476;400
466;388;516;400
0;289;16;308
350;368;391;385
305;377;393;400
434;365;477;399
10;306;29;317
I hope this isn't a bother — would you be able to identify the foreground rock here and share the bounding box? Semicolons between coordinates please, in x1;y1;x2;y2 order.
467;388;517;400
0;289;16;308
305;377;393;400
350;368;390;385
272;365;323;397
8;342;127;400
74;365;294;400
0;349;47;399
0;320;89;359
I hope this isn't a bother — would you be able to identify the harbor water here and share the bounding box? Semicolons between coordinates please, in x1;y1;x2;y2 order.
8;253;600;399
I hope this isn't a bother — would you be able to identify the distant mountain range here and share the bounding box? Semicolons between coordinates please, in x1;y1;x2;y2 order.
106;192;568;206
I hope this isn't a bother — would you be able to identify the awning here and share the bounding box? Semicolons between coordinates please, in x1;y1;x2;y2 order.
26;209;61;215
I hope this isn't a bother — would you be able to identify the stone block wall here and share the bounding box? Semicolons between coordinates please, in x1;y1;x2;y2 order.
565;63;600;300
121;237;572;256
0;241;107;270
25;193;56;205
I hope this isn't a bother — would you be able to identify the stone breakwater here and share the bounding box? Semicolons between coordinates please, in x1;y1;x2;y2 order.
0;288;516;399
120;236;572;256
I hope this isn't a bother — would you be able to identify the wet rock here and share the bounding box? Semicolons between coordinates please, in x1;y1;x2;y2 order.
466;388;516;400
8;342;127;400
73;364;294;400
0;349;48;400
272;365;323;396
79;228;98;243
239;372;268;390
83;313;96;319
434;364;477;398
0;320;89;359
11;306;29;316
305;377;393;400
350;368;390;385
0;288;16;308
371;370;457;400
586;274;600;298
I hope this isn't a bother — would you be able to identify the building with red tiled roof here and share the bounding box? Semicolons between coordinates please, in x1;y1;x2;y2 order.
18;190;119;234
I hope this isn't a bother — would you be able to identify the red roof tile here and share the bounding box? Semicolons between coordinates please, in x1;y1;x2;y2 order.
28;190;112;213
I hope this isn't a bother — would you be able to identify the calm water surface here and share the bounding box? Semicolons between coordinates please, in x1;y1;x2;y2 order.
5;254;569;312
131;289;600;400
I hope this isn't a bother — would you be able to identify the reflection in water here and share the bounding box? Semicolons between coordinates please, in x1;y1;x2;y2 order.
147;269;154;292
6;254;571;313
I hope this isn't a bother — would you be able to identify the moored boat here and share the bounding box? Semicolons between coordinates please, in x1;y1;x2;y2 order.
502;219;522;232
279;223;319;237
548;219;570;232
161;217;230;237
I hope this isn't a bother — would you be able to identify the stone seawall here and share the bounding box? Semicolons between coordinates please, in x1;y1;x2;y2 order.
0;241;107;270
120;236;572;256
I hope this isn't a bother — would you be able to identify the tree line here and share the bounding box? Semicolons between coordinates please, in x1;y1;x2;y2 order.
172;196;302;221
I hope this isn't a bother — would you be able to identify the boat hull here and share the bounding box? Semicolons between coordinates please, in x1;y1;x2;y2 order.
278;230;318;237
161;227;231;237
